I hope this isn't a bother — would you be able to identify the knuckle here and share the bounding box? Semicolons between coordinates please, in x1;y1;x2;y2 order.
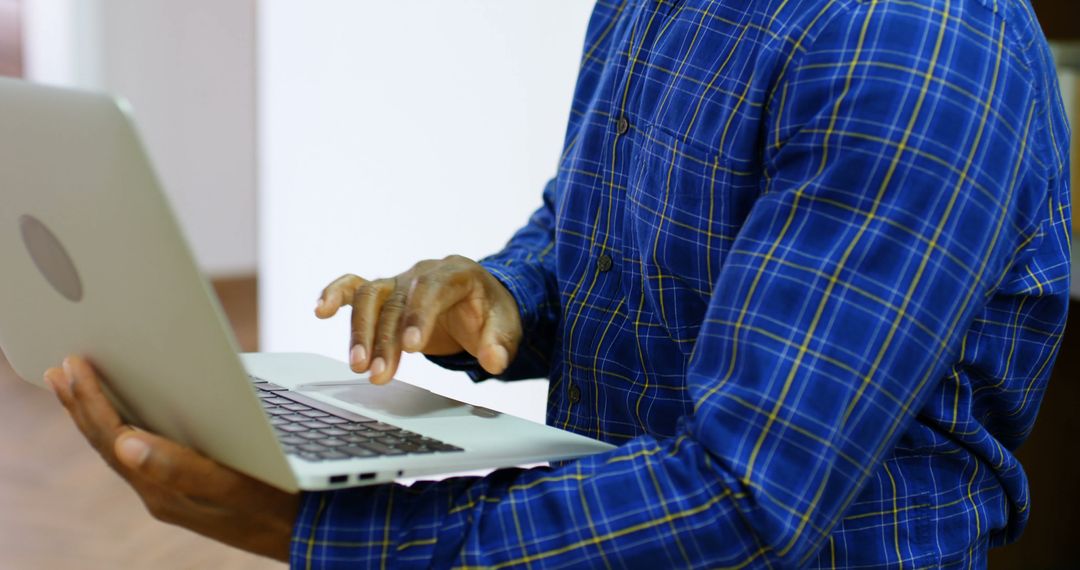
354;283;380;303
411;273;435;291
493;329;517;346
143;496;170;522
386;287;408;307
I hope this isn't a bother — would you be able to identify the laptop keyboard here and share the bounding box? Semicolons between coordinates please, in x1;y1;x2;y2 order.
251;377;463;462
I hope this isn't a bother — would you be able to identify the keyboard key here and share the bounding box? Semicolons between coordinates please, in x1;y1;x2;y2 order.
250;381;462;458
341;445;378;458
398;442;434;454
272;390;377;423
357;441;406;456
260;382;289;391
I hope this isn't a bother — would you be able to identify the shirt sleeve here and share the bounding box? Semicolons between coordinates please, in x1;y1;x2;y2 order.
291;4;1047;568
425;178;562;381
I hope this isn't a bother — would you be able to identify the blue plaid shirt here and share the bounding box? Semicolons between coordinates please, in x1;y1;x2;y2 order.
291;0;1071;567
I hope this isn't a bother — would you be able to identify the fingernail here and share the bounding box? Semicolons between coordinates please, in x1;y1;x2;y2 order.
60;360;76;396
403;327;421;351
491;345;509;370
316;299;325;310
117;436;150;467
351;344;367;366
370;357;386;378
43;370;59;393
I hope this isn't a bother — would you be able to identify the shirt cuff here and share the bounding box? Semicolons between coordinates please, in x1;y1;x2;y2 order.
424;258;556;381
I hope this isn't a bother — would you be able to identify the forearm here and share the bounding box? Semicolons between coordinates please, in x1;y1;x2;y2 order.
291;435;768;569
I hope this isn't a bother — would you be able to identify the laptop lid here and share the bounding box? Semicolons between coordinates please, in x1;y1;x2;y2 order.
0;78;298;491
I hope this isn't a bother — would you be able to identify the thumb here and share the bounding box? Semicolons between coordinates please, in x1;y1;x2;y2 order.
475;309;521;376
114;431;232;495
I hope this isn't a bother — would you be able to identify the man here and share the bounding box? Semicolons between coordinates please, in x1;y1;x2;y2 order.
45;0;1070;567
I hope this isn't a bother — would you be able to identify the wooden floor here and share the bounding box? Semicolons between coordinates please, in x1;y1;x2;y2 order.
0;277;281;570
0;277;1073;568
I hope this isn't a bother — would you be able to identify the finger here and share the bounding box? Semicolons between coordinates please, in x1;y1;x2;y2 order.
369;280;409;384
476;310;521;376
349;279;393;373
57;357;134;469
44;366;70;402
115;431;247;500
316;274;364;319
400;269;472;353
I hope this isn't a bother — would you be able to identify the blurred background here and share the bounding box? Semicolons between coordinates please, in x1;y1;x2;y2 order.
0;1;1075;568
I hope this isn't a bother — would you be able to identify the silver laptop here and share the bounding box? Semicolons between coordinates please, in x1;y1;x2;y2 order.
0;78;613;492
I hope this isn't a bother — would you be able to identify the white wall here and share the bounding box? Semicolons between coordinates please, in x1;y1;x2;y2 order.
22;0;257;277
259;1;595;421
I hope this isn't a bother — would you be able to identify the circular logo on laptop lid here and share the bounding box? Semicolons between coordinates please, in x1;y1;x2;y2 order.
20;215;84;302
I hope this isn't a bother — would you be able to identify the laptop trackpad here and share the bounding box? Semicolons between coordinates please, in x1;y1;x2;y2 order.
311;382;498;420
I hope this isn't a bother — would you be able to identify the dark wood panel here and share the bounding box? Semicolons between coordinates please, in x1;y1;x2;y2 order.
0;0;21;78
989;300;1079;568
1034;0;1080;40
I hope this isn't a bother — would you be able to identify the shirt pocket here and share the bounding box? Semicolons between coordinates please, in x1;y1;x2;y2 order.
623;123;731;348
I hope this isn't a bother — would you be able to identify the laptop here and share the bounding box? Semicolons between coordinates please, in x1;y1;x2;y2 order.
0;78;613;492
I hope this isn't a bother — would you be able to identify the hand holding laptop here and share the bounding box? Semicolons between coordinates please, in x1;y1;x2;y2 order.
43;356;298;563
2;78;613;560
314;255;523;385
37;258;528;563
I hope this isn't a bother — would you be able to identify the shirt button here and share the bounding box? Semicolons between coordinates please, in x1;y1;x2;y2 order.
597;254;613;273
616;116;630;136
568;384;582;404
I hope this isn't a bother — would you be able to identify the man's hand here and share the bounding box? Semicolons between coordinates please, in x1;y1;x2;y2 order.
44;356;300;562
315;255;523;384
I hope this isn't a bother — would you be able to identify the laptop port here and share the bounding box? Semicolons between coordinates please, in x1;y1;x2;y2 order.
329;474;348;484
357;472;376;481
